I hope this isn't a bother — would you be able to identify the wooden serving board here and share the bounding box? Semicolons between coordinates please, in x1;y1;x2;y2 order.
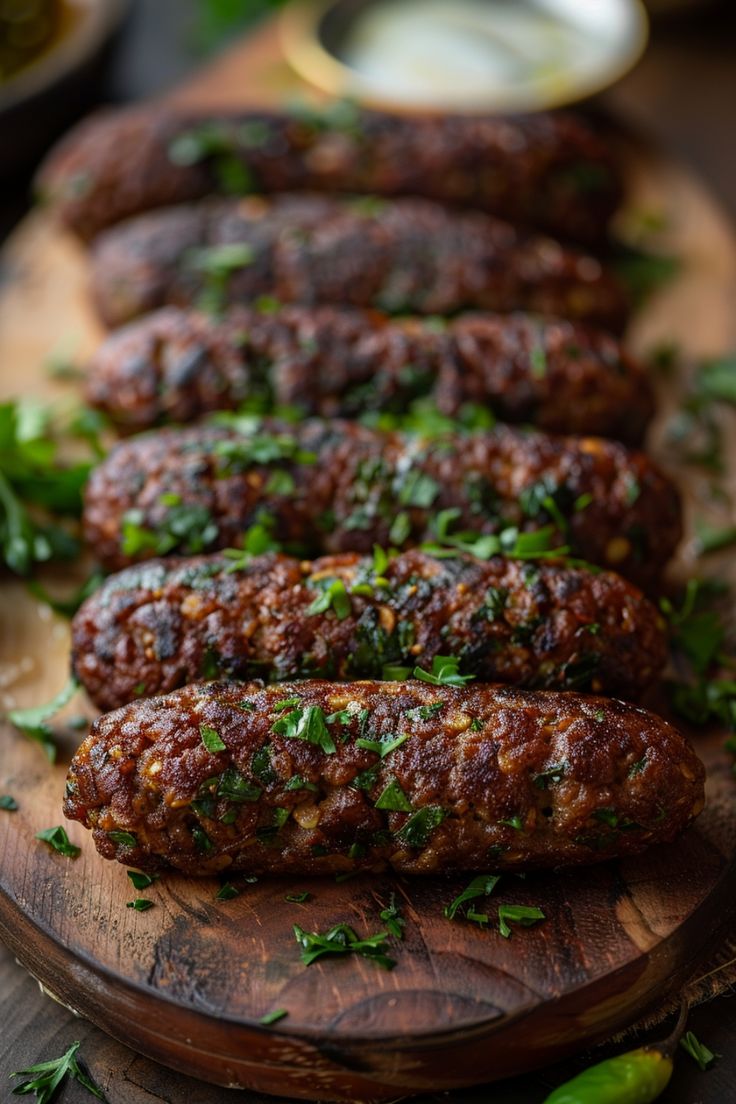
2;20;736;1103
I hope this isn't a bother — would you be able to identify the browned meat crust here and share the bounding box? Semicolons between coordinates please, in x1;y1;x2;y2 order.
63;679;705;877
86;305;653;442
71;549;667;711
82;418;682;589
37;105;622;246
88;195;628;331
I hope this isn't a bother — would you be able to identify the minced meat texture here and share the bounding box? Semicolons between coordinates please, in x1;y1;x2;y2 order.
37;104;622;246
71;549;667;710
88;194;628;331
82;418;681;589
63;679;705;877
86;304;653;442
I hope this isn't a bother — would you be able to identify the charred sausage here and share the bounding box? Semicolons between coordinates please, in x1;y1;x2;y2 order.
86;305;653;442
63;679;705;877
88;195;628;331
71;549;667;711
38;105;622;246
82;418;682;588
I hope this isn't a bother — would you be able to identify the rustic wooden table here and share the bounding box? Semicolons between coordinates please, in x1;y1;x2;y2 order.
2;2;736;1100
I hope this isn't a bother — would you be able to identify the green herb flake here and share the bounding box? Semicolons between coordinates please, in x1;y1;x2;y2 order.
260;1008;289;1026
395;805;445;848
497;904;545;939
108;830;137;847
126;898;154;912
499;815;524;832
0;794;18;811
355;731;409;759
413;654;474;687
192;825;214;853
35;825;80;858
216;882;240;901
388;511;411;546
445;874;501;921
7;676;79;763
405;701;444;722
306;577;352;619
680;1030;718;1071
200;724;226;753
11;1041;107;1103
379;892;405;939
293;922;396;970
285;891;311;903
695;521;736;556
374;779;412;812
272;705;336;754
126;870;159;890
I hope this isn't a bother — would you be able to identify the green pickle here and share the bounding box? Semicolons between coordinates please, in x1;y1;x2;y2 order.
544;1047;673;1103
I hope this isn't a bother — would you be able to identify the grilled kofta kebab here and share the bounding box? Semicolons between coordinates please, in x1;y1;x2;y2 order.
88;195;628;331
72;549;667;712
82;418;681;588
86;305;653;442
38;104;622;246
64;679;705;878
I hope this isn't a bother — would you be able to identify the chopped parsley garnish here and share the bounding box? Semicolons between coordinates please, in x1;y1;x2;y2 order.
388;511;411;545
532;763;566;789
217;768;262;802
11;1041;106;1103
213;431;315;473
273;697;300;711
285;891;311;903
272;705;336;754
200;724;226;753
121;503;218;558
444;874;501;921
405;701;444;722
108;830;137;847
260;1008;289;1026
374;779;412;812
397;469;439;508
695;521;736;556
126;898;154;912
355;732;408;758
499;815;524;832
6;676;79;762
497;904;545;939
192;825;214;853
36;825;80;858
413;654;474;687
186;242;255;315
379;892;405;939
293;923;396;969
422;508;568;562
306;577;351;619
0;794;18;811
127;870;159;890
395;805;445;848
680;1030;718;1071
216;882;240;901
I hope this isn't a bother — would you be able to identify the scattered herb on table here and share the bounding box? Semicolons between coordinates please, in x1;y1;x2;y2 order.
497;904;545;939
0;794;18;811
379;892;405;939
6;677;80;762
413;654;474;687
35;826;81;859
679;1030;718;1071
126;898;155;912
285;891;311;903
259;1008;289;1026
216;882;240;901
11;1040;106;1103
293;923;396;970
444;875;501;921
126;870;159;891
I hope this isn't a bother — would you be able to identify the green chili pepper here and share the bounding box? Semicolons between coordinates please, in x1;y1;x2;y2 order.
543;1005;687;1104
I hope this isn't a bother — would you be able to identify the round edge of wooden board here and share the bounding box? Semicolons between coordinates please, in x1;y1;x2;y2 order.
1;807;735;1102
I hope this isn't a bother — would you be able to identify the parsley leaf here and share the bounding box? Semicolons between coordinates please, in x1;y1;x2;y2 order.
7;677;79;762
306;577;352;619
680;1030;718;1071
413;655;474;687
497;904;545;939
395;805;445;848
35;825;81;858
260;1008;289;1026
272;705;336;754
200;724;226;753
379;892;406;939
445;875;501;921
374;779;412;812
11;1041;106;1103
126;898;154;912
0;794;18;811
293;923;396;969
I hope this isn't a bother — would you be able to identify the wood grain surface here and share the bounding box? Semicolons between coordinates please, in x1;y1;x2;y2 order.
1;18;736;1103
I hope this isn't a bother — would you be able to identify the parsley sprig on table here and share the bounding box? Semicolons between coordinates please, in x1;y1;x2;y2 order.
0;401;92;575
11;1041;106;1103
293;923;396;970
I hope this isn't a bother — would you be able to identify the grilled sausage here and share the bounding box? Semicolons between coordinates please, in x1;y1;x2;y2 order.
82;418;682;588
88;195;628;331
63;679;705;877
71;549;667;711
37;104;622;246
86;305;653;442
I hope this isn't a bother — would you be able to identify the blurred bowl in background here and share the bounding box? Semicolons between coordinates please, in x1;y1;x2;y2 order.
1;0;129;179
280;0;649;113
